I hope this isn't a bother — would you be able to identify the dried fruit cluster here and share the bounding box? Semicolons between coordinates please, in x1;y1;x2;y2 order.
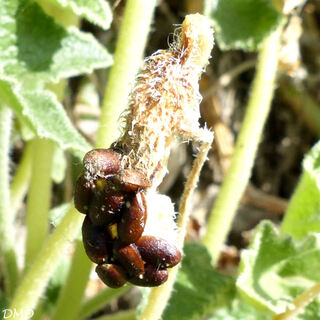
74;13;213;288
74;149;181;288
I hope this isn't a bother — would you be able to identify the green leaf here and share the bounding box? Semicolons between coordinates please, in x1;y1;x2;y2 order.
211;0;283;50
47;0;112;30
162;243;235;320
1;0;112;88
0;77;90;158
281;140;320;239
237;221;320;314
210;299;269;320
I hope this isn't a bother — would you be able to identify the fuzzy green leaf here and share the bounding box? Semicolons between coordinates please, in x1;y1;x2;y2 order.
211;0;283;50
0;0;112;88
237;221;320;314
47;0;112;30
162;243;235;320
0;78;90;157
281;140;320;239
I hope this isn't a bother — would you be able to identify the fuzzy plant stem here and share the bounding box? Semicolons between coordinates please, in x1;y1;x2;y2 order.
52;240;92;320
202;22;284;264
0;104;19;298
96;0;157;148
25;138;54;268
139;138;213;320
78;286;131;319
10;142;32;217
272;282;320;320
10;1;156;316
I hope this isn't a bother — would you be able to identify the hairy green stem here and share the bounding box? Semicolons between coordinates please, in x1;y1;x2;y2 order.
96;0;157;148
10;142;33;217
10;206;83;316
10;0;156;315
0;104;19;298
79;286;131;319
202;22;284;264
25;139;54;268
52;240;92;320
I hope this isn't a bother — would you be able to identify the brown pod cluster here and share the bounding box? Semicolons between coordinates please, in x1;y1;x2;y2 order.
75;148;182;288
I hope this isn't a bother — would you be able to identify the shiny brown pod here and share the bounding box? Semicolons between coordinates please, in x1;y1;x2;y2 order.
83;149;121;178
88;191;125;226
129;265;168;287
114;243;144;277
96;264;127;288
113;169;152;192
118;192;147;244
135;236;182;268
82;216;112;264
74;174;94;214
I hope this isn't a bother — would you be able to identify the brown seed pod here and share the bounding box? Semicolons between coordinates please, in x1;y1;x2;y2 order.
113;169;152;192
83;149;121;178
129;264;168;287
88;190;125;226
96;264;127;288
135;235;181;268
114;243;144;277
118;191;147;244
74;174;94;214
82;216;112;264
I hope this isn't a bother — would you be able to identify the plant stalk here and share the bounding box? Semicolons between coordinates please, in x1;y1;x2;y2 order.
78;286;131;319
272;282;320;320
52;240;92;320
10;142;33;217
202;22;284;264
25;138;54;268
139;137;213;320
96;0;157;148
0;104;19;298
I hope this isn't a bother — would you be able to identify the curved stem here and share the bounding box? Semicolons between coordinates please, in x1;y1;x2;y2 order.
202;22;284;265
0;104;19;298
10;206;83;316
139;137;213;320
52;240;92;320
272;282;320;320
78;286;131;319
96;0;157;148
10;142;33;217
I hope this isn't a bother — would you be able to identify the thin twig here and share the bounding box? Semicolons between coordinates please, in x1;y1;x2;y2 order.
273;282;320;320
138;135;213;320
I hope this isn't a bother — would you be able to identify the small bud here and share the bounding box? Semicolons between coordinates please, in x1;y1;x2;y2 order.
135;235;181;268
84;149;121;178
96;264;127;288
114;243;144;277
74;174;94;214
129;265;168;287
82;216;112;264
118;192;147;244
